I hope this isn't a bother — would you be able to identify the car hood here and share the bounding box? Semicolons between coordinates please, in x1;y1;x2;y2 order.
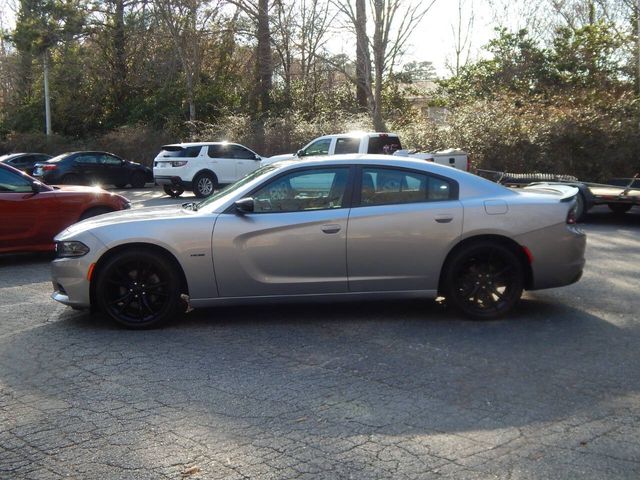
263;153;297;165
53;185;113;194
59;205;192;237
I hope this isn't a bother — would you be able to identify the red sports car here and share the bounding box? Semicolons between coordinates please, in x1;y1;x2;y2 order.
0;163;131;254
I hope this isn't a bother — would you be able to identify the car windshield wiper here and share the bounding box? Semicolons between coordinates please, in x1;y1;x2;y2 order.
181;202;198;211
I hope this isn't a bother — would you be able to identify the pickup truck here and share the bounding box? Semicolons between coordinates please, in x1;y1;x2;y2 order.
264;132;470;171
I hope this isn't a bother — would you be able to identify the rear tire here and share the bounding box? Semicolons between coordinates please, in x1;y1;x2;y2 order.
79;207;113;221
95;249;183;329
163;184;185;198
193;172;217;198
114;182;127;189
608;203;632;215
574;192;586;222
443;242;524;319
130;171;147;188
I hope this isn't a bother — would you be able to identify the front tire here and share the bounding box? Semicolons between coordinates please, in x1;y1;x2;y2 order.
443;242;524;319
95;249;183;328
192;172;217;198
163;184;185;198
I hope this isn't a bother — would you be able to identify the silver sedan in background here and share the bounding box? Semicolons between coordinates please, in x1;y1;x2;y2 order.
51;155;586;328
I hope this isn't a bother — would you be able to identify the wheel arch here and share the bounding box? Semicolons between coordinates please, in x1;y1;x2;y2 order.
90;242;190;311
193;169;218;183
437;234;533;295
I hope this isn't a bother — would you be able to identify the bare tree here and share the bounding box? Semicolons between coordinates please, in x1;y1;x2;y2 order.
153;0;220;120
333;0;436;130
447;0;474;76
226;0;272;115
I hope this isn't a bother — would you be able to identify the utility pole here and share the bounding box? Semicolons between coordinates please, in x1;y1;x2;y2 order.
43;51;52;136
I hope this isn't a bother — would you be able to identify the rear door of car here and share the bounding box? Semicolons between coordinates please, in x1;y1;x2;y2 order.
212;166;353;296
73;153;102;183
346;166;463;292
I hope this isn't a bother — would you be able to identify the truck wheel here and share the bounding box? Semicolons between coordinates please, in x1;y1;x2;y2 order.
608;203;632;215
193;172;217;198
163;185;185;198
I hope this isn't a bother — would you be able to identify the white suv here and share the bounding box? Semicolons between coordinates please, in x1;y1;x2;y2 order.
153;142;262;198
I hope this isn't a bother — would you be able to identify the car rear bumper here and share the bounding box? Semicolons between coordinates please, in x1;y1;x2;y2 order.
154;175;193;190
517;223;586;290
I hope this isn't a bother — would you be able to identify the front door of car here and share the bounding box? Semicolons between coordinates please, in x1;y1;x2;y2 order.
212;166;352;297
206;145;236;184
0;168;54;250
347;166;463;292
229;145;261;179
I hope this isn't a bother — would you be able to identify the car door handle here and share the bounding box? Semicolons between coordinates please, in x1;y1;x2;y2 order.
321;224;341;234
435;215;453;223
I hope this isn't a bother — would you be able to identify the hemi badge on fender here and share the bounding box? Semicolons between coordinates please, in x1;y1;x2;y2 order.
190;253;205;257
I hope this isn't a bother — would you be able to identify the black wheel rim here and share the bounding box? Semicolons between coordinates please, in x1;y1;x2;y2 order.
453;248;518;316
103;259;171;324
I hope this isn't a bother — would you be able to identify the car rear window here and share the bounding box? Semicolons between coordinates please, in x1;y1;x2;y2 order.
367;136;402;154
161;146;201;158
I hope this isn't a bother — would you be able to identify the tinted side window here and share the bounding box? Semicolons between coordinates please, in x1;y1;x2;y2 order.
367;136;402;154
303;139;331;156
359;167;453;206
163;146;201;158
207;145;224;157
253;168;349;213
75;154;99;164
101;155;122;166
229;145;256;159
0;168;32;193
334;137;360;154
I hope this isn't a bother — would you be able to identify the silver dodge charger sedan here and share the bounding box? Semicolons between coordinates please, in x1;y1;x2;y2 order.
51;155;586;328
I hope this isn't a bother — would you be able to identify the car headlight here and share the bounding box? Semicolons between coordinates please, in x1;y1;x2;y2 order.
171;161;188;167
56;241;90;258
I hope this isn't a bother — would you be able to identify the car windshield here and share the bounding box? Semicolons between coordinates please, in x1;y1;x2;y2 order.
197;164;278;209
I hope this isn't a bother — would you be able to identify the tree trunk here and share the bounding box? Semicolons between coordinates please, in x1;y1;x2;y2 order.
256;0;272;115
371;0;386;131
112;0;127;120
355;0;368;111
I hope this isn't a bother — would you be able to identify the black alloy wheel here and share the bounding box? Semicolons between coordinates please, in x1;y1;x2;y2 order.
163;184;185;198
193;172;216;198
130;171;147;188
96;249;182;328
608;203;632;215
444;242;524;319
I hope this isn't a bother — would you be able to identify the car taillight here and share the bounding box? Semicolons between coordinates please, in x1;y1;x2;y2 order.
466;158;470;171
42;164;57;171
567;204;577;224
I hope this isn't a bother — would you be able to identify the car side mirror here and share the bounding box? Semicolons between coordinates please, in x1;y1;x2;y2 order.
254;154;261;161
235;197;254;214
31;181;44;193
296;149;305;157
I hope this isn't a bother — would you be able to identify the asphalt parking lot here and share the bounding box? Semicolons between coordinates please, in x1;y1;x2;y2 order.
1;187;639;479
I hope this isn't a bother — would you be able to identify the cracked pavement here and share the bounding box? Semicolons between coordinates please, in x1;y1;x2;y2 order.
1;193;639;479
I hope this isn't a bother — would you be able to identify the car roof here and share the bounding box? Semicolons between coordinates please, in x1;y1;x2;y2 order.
162;142;247;148
272;154;512;195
